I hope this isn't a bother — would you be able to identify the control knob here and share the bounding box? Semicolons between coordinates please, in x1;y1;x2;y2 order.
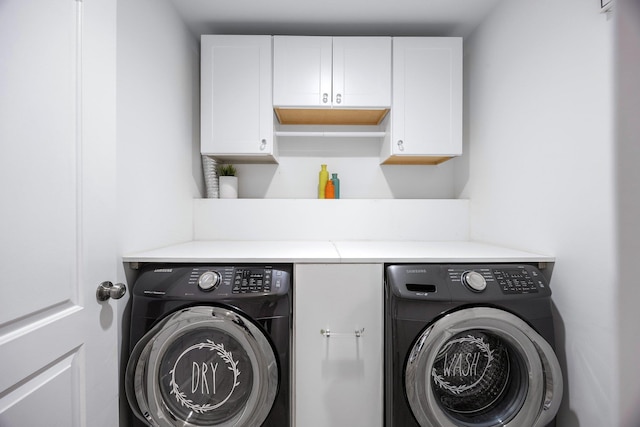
198;270;222;292
462;271;487;292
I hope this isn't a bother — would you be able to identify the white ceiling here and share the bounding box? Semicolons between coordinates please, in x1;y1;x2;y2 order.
168;0;503;38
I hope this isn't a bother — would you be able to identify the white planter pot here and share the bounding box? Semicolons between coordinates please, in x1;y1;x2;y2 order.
219;176;238;198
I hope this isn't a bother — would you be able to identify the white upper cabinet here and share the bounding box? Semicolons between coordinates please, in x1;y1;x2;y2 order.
381;37;463;165
201;35;276;162
199;35;462;167
273;36;332;108
273;36;391;109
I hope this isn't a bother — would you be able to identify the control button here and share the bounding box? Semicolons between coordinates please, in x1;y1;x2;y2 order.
198;271;222;292
462;271;487;292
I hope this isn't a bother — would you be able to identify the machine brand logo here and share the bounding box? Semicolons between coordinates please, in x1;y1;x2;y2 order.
154;268;173;273
406;269;427;274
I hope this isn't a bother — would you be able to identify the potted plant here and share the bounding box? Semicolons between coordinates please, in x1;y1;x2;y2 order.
217;164;238;198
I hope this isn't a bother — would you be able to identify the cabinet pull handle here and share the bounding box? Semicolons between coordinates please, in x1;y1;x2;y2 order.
320;328;365;338
335;93;342;104
260;139;267;150
397;140;404;151
322;93;329;104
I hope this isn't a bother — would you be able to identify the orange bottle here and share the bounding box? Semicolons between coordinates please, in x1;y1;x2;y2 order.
325;179;335;199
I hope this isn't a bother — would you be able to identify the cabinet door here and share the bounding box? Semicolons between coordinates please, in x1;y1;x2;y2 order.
294;264;383;427
390;37;462;159
273;36;332;107
333;37;391;108
201;35;273;157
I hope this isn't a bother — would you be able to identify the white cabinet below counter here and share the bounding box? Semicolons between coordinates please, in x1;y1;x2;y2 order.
294;263;383;427
200;35;276;163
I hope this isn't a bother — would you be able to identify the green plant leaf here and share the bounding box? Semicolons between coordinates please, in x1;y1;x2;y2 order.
217;164;237;176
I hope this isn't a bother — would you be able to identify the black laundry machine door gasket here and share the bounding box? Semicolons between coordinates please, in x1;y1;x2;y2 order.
405;306;562;427
126;305;279;427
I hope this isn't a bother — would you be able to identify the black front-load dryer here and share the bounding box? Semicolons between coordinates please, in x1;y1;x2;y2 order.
385;264;563;427
125;264;292;427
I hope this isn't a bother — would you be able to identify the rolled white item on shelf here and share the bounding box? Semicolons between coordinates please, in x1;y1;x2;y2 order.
202;155;219;198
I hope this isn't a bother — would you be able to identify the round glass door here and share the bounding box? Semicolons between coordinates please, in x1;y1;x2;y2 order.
405;307;562;427
126;306;279;427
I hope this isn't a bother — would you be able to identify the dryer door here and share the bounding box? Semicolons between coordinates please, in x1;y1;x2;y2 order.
405;307;562;427
126;306;279;427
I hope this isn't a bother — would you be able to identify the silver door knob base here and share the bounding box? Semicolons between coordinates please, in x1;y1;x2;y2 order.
96;281;127;301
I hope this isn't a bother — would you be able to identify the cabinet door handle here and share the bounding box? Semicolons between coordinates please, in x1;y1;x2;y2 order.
260;139;267;150
322;93;329;104
320;328;365;338
335;93;342;104
397;140;405;151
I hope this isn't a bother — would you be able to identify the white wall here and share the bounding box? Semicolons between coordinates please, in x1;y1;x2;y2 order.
235;155;456;199
116;0;202;256
115;1;201;425
194;199;469;241
615;0;640;425
460;1;616;426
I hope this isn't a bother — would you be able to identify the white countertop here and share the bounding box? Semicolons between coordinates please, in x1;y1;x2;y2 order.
122;240;554;264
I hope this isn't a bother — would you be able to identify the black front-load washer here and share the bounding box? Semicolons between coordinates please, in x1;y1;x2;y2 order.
385;263;563;427
125;264;292;427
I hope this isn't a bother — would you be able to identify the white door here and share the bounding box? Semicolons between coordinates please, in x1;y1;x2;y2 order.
0;0;119;426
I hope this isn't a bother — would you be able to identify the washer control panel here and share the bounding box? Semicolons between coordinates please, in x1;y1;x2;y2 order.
388;264;550;301
449;266;542;295
493;267;540;294
447;267;494;293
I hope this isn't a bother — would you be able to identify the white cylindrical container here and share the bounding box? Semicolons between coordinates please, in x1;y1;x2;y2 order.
219;176;238;198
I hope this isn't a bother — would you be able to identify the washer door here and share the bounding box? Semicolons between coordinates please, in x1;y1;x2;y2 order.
405;307;562;427
126;306;279;427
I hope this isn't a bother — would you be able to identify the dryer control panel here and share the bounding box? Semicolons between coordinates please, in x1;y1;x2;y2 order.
231;267;286;294
134;264;292;298
190;266;289;295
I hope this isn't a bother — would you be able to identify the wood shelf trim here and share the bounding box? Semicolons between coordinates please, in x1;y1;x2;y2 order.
275;131;385;138
381;155;454;165
274;108;390;125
